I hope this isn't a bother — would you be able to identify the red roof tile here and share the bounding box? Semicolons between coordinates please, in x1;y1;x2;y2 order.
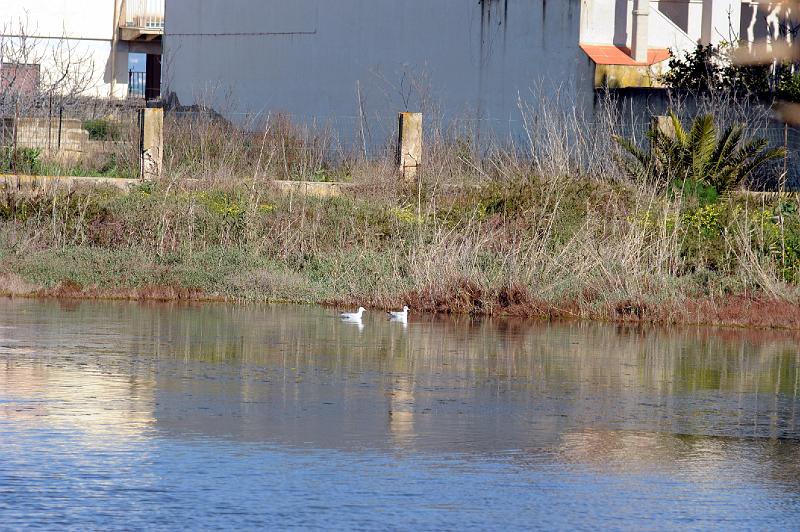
580;44;671;66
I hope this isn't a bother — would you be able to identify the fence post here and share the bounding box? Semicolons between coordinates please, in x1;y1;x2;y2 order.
139;107;164;180
47;94;52;151
782;122;788;195
57;106;63;151
397;112;422;180
11;100;18;172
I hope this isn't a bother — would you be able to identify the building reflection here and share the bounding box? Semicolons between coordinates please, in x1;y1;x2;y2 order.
0;351;155;440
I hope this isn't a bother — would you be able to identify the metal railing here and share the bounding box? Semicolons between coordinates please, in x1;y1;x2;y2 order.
128;71;160;100
128;71;146;99
122;0;165;31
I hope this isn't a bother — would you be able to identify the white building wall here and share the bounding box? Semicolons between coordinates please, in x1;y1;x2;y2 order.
700;0;741;44
581;0;741;49
0;0;127;98
581;0;628;45
164;0;594;143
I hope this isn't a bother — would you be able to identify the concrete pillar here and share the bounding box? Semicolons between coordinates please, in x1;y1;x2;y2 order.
652;115;676;138
140;107;163;180
397;112;422;180
701;0;741;46
631;0;650;63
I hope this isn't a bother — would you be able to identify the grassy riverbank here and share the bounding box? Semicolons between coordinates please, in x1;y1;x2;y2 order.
1;171;799;328
2;92;800;328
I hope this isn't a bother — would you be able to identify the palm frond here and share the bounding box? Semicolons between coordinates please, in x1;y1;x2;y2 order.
668;110;688;147
709;124;744;173
612;135;650;180
735;146;787;184
688;114;717;181
726;138;769;169
613;135;649;167
712;167;740;193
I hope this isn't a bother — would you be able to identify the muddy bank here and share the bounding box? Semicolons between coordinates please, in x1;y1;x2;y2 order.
3;274;799;330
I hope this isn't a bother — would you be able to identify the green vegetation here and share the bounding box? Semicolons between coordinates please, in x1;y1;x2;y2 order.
0;149;138;179
662;43;800;101
0;171;799;326
40;153;138;179
615;111;786;193
82;118;121;141
0;147;43;174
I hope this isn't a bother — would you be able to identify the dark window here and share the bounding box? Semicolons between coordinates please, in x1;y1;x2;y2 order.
145;54;161;100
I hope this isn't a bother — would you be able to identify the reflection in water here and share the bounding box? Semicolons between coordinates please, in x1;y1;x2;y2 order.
0;363;154;439
0;299;799;529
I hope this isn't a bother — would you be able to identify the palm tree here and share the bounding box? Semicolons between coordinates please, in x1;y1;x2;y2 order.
614;111;786;193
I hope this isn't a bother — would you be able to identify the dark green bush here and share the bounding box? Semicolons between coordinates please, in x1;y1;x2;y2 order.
82;119;121;141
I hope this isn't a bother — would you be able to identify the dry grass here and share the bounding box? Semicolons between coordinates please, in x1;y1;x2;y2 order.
0;90;799;328
0;272;39;296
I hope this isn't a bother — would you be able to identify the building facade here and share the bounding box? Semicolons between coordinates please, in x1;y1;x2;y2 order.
0;0;163;99
1;2;789;113
162;1;790;140
164;0;593;142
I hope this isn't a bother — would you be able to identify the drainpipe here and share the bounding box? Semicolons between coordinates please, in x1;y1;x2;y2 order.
631;0;650;63
110;0;121;98
700;0;714;45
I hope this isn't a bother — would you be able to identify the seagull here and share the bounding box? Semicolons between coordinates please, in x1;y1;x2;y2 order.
340;307;366;320
387;306;409;321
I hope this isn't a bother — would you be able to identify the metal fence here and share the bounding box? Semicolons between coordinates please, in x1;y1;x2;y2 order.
1;91;797;189
755;125;800;190
0;98;143;175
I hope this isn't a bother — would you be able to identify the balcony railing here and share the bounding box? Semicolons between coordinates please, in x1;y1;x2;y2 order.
128;71;145;99
128;70;160;100
122;0;164;31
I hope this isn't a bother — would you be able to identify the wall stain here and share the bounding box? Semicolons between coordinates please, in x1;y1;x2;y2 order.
503;0;509;57
477;0;509;142
542;0;547;47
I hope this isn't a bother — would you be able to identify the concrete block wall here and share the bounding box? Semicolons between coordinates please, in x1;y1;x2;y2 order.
0;117;90;152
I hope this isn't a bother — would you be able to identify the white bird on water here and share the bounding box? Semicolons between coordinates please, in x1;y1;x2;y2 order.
387;306;410;321
340;307;366;320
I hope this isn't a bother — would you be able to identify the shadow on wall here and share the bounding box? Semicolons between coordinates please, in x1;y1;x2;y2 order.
613;0;628;46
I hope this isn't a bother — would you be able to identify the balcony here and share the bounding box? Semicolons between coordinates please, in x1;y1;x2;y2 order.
119;0;164;42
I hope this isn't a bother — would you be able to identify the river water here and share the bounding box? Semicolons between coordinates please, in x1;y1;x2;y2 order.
0;299;798;529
